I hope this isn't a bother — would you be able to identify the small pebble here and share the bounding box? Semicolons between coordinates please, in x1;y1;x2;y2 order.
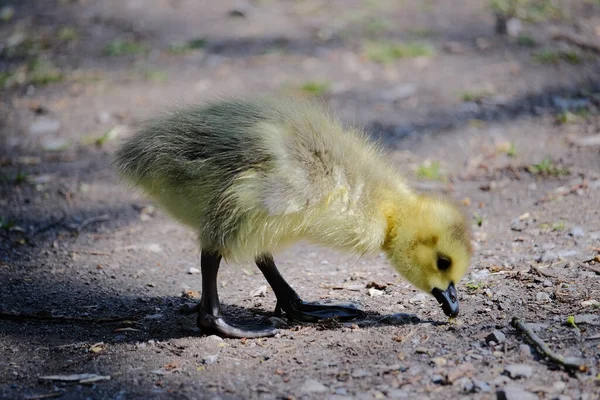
497;385;538;400
569;226;585;237
472;378;491;393
431;357;447;367
505;363;533;379
431;374;444;384
202;354;218;365
206;335;224;342
485;329;506;344
300;379;328;394
454;377;474;392
29;117;61;136
574;314;599;324
536;292;551;303
352;369;370;378
519;344;532;356
506;17;522;37
543;280;553;287
368;287;384;297
187;267;200;274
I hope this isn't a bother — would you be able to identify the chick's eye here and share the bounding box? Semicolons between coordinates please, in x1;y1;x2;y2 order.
437;256;451;271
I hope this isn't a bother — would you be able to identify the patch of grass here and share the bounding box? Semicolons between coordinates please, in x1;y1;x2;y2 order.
364;17;392;37
143;69;168;83
460;90;493;103
527;157;569;176
506;142;517;157
473;213;484;227
532;49;582;65
3;33;44;59
516;34;536;47
28;59;63;85
0;216;15;230
58;26;79;42
0;70;16;88
407;28;438;39
491;0;564;21
168;38;206;55
103;39;149;57
555;109;589;125
416;160;443;181
466;282;482;291
14;171;28;184
299;80;330;96
0;5;14;22
364;40;435;63
552;220;565;231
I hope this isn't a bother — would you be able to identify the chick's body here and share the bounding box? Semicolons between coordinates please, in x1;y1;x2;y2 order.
115;97;472;333
116;98;412;262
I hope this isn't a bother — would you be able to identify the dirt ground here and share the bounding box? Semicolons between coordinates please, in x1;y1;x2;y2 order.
1;1;600;399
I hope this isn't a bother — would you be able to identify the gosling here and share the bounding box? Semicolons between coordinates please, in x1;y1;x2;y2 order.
114;97;472;338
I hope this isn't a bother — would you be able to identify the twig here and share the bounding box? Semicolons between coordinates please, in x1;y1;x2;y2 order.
73;214;110;233
70;249;112;256
586;334;600;341
552;30;600;54
530;264;556;279
577;261;600;275
511;317;587;372
0;310;141;323
25;393;63;400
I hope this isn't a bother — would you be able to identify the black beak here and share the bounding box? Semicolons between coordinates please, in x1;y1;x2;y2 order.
431;282;459;317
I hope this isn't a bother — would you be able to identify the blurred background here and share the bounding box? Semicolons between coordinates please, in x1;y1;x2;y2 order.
1;1;599;399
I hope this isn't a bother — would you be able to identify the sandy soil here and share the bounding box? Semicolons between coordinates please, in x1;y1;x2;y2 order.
1;1;599;399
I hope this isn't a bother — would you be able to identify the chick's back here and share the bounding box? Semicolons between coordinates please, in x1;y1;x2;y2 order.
115;98;400;258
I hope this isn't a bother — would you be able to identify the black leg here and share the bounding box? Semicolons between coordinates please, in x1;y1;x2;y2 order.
256;254;365;322
189;250;277;338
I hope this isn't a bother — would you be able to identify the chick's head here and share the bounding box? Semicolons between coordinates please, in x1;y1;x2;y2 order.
383;195;472;317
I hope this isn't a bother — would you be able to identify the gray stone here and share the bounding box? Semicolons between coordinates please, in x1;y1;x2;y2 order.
569;226;585;237
536;251;557;263
536;292;551;303
351;369;370;378
472;379;491;393
41;137;70;151
505;363;533;379
574;314;599;325
334;387;348;395
556;250;579;259
206;335;224;342
455;376;474;392
543;280;553;287
380;84;417;102
431;374;444;384
506;18;522;37
486;330;506;344
202;354;218;365
187;267;200;274
387;389;409;399
519;344;532;356
301;379;328;394
28;117;61;136
497;385;538;400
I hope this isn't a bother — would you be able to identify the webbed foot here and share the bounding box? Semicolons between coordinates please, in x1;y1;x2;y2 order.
197;311;277;338
276;299;365;322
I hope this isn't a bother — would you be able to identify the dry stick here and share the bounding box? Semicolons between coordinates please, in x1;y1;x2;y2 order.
577;261;600;275
511;317;587;372
74;214;110;233
552;30;600;54
0;310;140;323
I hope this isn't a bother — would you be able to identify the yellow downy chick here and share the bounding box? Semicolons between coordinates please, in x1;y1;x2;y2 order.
114;97;472;338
